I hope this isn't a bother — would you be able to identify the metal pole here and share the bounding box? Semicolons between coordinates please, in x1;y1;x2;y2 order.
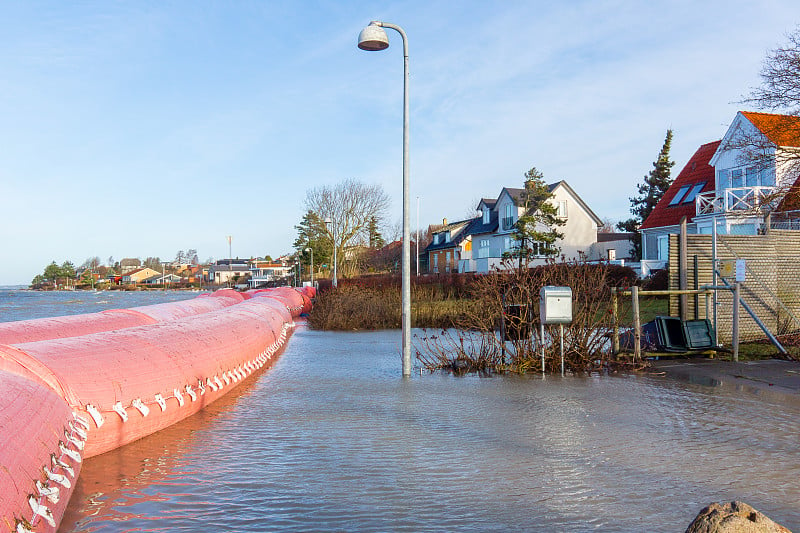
560;323;565;377
359;21;411;376
733;281;740;362
711;217;718;346
310;248;314;285
332;222;338;288
541;322;545;374
378;22;411;377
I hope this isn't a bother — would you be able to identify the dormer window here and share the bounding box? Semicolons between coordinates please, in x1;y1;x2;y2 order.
445;231;451;243
482;207;490;224
433;234;440;245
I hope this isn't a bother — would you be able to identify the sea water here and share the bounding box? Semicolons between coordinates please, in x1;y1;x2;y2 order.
2;289;798;531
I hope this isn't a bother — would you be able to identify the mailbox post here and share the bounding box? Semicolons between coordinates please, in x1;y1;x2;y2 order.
539;286;573;376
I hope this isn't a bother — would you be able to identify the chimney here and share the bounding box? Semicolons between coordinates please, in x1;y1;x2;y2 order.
443;218;448;226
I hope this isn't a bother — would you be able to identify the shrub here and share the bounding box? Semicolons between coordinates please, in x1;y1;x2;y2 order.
416;259;627;374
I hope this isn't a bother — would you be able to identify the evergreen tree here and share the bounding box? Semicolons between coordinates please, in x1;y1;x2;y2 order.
506;167;565;270
618;129;675;260
293;210;332;272
367;216;385;248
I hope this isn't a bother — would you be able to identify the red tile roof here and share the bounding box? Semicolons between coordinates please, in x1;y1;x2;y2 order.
640;140;720;230
741;111;800;148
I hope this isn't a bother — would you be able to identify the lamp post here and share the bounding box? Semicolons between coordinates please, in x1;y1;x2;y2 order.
358;20;412;377
324;217;337;287
305;247;314;285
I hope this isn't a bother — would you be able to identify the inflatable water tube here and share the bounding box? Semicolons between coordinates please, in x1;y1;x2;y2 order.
0;287;313;532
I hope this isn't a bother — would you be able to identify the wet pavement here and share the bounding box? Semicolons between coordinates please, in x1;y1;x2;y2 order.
652;357;800;397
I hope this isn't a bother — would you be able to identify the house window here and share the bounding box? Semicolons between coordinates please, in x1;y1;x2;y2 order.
433;233;440;245
669;186;691;205
531;242;553;257
730;223;757;235
477;239;490;259
720;165;775;188
445;252;451;272
557;200;568;218
761;166;775;186
682;182;706;204
718;169;730;189
445;231;451;243
502;204;514;230
657;235;669;260
504;237;512;251
482;207;490;224
731;168;743;188
746;167;759;187
433;254;439;273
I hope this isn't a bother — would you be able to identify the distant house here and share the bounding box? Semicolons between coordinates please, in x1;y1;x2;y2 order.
426;218;474;274
586;232;636;262
121;267;161;284
248;259;293;288
640;111;800;267
209;260;250;286
142;273;182;285
432;180;603;274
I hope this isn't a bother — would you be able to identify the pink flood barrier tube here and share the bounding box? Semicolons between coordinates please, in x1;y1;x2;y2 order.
0;288;308;533
0;289;243;345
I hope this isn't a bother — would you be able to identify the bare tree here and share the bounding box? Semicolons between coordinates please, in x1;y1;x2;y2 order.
80;256;101;269
598;218;618;233
736;26;800;210
746;27;800;114
304;178;390;280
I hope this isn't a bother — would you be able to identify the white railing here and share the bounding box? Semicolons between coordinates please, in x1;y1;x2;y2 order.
696;186;776;215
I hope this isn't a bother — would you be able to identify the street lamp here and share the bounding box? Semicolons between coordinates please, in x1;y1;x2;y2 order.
358;20;412;377
305;247;314;285
324;217;337;288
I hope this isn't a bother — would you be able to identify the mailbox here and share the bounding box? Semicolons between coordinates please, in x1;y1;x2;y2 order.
539;286;572;324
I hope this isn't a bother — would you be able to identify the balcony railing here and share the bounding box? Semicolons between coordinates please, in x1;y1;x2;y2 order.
696;186;776;215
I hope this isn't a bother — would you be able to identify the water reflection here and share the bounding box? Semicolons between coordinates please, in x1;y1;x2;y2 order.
60;327;800;532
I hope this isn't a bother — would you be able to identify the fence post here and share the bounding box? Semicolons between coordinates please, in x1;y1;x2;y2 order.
632;285;641;362
679;217;688;320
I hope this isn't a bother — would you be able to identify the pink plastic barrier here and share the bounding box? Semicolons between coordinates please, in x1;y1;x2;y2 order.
0;290;304;532
0;292;241;345
0;370;84;533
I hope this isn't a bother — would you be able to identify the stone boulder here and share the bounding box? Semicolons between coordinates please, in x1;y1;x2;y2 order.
686;501;791;533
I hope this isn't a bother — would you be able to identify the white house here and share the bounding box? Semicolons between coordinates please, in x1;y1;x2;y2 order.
641;111;800;264
426;180;603;274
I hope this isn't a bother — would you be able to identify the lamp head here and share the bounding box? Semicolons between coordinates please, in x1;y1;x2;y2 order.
358;21;389;51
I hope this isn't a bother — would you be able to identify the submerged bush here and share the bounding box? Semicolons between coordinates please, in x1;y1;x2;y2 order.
416;259;635;374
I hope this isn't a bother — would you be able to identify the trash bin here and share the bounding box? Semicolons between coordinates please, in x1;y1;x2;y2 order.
682;319;715;349
654;316;687;352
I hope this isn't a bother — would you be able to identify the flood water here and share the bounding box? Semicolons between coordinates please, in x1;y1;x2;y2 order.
58;327;800;532
3;290;797;531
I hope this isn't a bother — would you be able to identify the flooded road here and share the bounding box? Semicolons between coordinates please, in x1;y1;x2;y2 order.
59;326;800;532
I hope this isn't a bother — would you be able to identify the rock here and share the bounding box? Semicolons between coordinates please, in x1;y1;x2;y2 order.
685;501;792;533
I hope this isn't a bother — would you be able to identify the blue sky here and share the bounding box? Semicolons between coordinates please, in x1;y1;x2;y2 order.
1;1;799;285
